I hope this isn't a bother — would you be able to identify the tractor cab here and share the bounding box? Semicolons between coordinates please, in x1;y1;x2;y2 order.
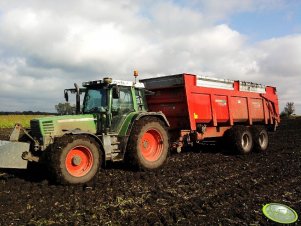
65;76;148;134
82;78;147;113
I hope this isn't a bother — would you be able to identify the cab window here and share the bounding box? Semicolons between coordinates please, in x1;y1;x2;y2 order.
112;87;134;114
83;88;107;113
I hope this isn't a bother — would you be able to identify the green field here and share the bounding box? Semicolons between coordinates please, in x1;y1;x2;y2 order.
0;115;50;128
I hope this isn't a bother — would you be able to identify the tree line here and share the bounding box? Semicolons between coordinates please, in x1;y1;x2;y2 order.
1;101;296;117
0;111;54;115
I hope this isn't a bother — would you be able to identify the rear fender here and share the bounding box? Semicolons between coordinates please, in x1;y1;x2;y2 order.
134;112;170;127
121;112;170;157
125;112;170;138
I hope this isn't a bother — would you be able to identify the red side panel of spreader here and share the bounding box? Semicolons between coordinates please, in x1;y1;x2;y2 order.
143;85;191;130
141;74;280;133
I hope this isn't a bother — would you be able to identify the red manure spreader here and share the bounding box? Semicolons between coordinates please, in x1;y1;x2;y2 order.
141;73;280;154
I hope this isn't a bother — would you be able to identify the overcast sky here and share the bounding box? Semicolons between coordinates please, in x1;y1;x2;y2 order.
0;0;300;113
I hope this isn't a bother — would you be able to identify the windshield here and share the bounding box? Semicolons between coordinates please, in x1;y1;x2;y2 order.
83;88;107;113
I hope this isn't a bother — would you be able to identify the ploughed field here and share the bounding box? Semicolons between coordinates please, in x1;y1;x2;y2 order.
0;118;300;225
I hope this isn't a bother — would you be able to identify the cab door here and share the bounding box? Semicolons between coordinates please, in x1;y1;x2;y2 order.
110;86;135;132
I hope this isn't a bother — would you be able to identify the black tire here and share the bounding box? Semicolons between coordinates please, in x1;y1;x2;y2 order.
48;135;101;185
127;117;169;170
251;126;269;152
227;126;253;154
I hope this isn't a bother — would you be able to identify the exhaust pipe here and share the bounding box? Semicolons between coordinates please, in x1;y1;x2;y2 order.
74;83;80;114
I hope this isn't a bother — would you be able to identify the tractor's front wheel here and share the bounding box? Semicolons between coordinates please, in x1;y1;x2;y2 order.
127;117;169;170
48;135;100;184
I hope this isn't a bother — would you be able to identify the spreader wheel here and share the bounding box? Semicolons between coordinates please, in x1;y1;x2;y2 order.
49;135;100;184
127;117;169;170
252;126;269;152
227;126;253;155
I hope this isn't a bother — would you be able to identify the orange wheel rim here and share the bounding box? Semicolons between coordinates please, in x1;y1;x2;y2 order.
140;129;163;161
65;146;94;177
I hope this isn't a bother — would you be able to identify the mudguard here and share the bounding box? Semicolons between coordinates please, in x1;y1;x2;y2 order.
134;112;170;127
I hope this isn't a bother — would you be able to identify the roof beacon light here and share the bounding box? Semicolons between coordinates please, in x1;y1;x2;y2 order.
134;70;139;84
103;77;112;85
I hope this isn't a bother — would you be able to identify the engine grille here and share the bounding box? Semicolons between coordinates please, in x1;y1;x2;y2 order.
42;120;54;135
30;119;54;138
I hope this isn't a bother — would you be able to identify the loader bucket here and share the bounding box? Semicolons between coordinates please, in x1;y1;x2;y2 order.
0;140;29;169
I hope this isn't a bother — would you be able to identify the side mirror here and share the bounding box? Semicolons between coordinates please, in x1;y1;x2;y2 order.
64;90;69;102
112;85;120;99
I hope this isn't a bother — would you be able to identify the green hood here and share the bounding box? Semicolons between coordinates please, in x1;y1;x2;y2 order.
31;114;97;138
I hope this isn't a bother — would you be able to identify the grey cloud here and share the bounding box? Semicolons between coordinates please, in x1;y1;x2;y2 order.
257;35;301;77
0;0;300;113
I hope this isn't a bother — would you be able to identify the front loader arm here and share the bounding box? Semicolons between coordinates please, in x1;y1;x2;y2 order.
10;124;39;145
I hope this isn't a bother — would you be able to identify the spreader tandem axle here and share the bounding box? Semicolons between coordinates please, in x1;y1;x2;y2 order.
0;72;280;184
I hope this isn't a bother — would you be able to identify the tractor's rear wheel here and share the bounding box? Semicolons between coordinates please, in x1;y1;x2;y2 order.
127;117;169;170
48;135;100;184
252;126;269;152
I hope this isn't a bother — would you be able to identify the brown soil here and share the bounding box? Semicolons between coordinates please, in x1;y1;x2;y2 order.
0;118;300;225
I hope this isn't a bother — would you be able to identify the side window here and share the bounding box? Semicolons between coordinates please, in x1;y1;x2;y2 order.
135;89;142;106
112;87;134;114
135;88;147;111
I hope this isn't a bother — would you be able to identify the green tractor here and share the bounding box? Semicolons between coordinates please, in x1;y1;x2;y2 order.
0;75;170;184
